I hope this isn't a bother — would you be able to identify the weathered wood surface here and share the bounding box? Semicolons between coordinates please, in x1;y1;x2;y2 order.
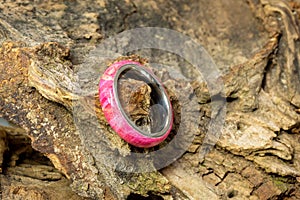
0;0;300;199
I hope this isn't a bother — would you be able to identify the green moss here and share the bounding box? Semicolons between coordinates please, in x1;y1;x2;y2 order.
272;178;289;192
127;172;171;196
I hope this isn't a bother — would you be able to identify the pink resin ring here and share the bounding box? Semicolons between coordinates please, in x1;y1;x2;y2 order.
99;60;173;148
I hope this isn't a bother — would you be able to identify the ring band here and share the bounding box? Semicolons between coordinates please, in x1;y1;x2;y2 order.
99;60;173;148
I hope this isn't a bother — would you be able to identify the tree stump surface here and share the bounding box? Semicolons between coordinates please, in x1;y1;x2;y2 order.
0;0;300;199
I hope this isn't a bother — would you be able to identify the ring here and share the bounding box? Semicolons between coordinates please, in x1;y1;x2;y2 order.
99;60;173;148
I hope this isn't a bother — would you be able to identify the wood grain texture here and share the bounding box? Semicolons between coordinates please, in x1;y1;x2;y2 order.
0;0;300;199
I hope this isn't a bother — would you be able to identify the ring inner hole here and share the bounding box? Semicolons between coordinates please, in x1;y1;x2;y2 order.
117;67;168;135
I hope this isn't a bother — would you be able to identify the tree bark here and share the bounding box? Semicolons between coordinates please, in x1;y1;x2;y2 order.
0;0;300;199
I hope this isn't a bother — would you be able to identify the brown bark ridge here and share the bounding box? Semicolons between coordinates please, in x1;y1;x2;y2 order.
0;0;300;199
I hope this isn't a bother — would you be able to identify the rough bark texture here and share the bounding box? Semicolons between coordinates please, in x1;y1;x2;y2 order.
0;0;300;199
118;78;151;129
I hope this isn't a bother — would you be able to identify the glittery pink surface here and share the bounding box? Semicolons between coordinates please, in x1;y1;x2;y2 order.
99;60;172;148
